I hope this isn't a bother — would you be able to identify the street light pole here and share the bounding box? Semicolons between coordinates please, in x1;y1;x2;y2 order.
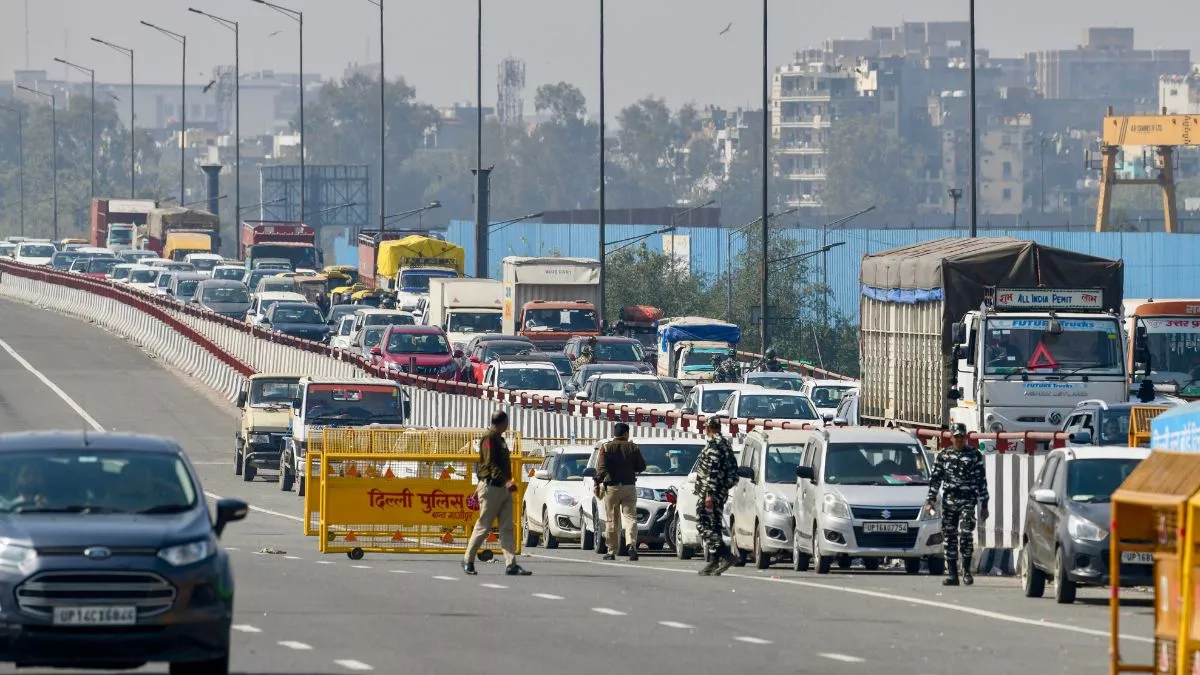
366;0;385;234
0;105;25;236
53;58;95;203
17;86;56;240
140;21;187;204
967;0;978;237
820;205;875;325
91;37;134;198
759;0;770;353
189;8;240;250
598;0;607;321
252;0;304;224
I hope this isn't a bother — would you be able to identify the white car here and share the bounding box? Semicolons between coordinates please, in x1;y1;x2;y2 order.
580;436;706;554
679;382;761;416
482;359;564;399
211;264;247;282
184;252;225;276
671;442;743;560
151;270;176;296
125;265;161;292
329;315;358;349
14;241;56;266
716;388;825;428
743;370;807;391
522;445;593;547
247;291;308;325
108;263;138;283
729;428;811;568
574;373;684;414
800;379;861;421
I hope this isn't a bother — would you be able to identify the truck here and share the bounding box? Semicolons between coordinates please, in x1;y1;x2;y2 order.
615;305;665;349
373;235;464;311
1121;298;1200;400
426;277;504;345
501;256;602;352
89;198;157;252
140;206;221;259
356;229;447;289
655;316;741;389
858;237;1127;436
240;221;321;271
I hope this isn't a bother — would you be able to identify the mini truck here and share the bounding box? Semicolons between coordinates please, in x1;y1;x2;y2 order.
501;256;602;352
376;235;465;311
656;316;741;390
426;277;504;345
859;237;1127;437
235;373;302;482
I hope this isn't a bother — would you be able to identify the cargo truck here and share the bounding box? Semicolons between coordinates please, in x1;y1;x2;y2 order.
426;277;504;345
356;229;447;289
240;221;321;271
655;317;741;390
858;237;1127;436
89;198;157;252
141;206;221;259
501;256;601;352
369;235;463;311
1121;298;1200;400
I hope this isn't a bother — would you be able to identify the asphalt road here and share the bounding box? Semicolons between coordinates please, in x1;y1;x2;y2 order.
0;297;1159;674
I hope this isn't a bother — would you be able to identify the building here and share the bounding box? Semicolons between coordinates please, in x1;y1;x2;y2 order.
1033;28;1190;102
706;106;761;181
1160;68;1200;114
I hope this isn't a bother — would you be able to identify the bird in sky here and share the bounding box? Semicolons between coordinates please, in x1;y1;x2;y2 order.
719;22;732;35
268;30;282;37
202;79;217;93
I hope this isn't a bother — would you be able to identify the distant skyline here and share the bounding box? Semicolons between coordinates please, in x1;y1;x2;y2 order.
2;0;1197;116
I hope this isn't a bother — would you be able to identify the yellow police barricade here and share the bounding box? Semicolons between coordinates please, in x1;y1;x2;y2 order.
318;450;527;561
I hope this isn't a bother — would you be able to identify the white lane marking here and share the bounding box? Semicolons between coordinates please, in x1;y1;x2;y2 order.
204;492;305;522
232;624;262;633
659;621;694;629
481;583;508;589
350;565;372;569
735;636;773;645
432;575;457;581
820;653;865;663
224;547;240;552
315;560;336;565
278;641;313;651
335;659;375;671
533;593;564;600
592;607;626;616
525;552;1154;645
0;338;105;430
390;570;411;574
284;556;301;560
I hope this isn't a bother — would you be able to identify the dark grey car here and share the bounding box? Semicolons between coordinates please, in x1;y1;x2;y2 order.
263;302;330;343
192;280;252;320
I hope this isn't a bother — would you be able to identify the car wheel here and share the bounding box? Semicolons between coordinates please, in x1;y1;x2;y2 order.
1054;547;1076;604
673;515;694;560
729;517;748;567
814;526;832;574
234;439;243;476
863;557;881;571
170;654;229;675
1021;545;1046;598
754;524;771;569
792;536;811;572
581;509;595;551
543;508;559;549
904;558;923;575
522;509;539;548
279;452;294;492
595;506;608;555
927;556;946;576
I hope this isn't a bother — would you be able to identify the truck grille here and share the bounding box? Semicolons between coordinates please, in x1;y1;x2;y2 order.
16;571;177;619
852;527;919;549
851;506;920;521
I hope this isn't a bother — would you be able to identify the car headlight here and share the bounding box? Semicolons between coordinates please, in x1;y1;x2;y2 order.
0;541;36;572
764;493;792;515
552;491;578;507
386;361;403;371
822;493;852;519
158;539;216;567
250;433;272;444
1067;514;1107;542
636;487;657;501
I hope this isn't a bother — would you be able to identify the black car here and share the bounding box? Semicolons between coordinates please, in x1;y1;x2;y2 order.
563;335;653;373
0;431;247;674
263;302;330;343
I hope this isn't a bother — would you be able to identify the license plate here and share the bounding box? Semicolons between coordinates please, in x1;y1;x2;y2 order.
863;522;908;534
52;606;137;626
1121;551;1154;565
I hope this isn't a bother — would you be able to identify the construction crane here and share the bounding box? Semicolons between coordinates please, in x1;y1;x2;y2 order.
1094;107;1200;233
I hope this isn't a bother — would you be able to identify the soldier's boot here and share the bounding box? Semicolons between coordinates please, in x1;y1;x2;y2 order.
698;551;720;576
712;545;739;577
942;559;960;586
962;555;974;586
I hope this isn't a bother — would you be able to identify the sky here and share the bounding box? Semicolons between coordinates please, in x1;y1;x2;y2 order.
2;0;1197;116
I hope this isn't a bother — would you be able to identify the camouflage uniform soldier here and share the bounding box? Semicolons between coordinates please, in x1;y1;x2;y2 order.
695;417;740;576
925;422;990;586
758;347;782;372
572;336;598;373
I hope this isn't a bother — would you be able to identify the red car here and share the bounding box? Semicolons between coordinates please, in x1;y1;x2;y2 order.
371;325;462;380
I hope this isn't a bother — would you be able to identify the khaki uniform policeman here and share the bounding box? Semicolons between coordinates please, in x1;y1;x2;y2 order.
595;422;646;561
462;411;532;576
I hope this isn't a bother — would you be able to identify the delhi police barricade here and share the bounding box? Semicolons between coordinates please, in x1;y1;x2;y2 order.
310;427;531;560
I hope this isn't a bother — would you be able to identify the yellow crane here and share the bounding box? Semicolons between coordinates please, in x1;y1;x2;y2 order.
1094;107;1200;233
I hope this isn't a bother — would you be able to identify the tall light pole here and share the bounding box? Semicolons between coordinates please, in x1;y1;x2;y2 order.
53;58;95;203
967;0;978;237
759;0;770;353
252;0;304;224
17;86;56;240
140;21;187;205
472;0;491;278
0;105;25;236
188;7;240;243
91;37;134;198
366;0;385;234
598;0;607;320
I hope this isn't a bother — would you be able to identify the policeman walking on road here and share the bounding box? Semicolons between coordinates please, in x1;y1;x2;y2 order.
695;417;740;576
595;422;646;561
462;410;532;577
925;422;989;586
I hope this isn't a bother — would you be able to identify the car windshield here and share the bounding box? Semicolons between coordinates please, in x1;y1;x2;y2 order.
166;263;196;272
111;267;133;281
524;307;598;332
361;328;387;349
327;305;357;325
594;341;645;362
809;385;854;408
69;259;89;272
737;394;818;420
983;317;1124;375
273;306;324;324
203;286;250;303
364;313;416;327
765;444;805;483
593;378;670;404
86;259;118;274
823;443;931;486
245;271;270;289
175;279;201;298
129;269;159;283
250;378;301;406
701;389;735;413
1096;410;1134;445
387;332;450;355
546;354;572;377
1066;457;1142;503
555;454;590;481
498;367;561;391
485;343;533;359
19;244;55;257
448;312;503;334
747;374;803;390
303;383;404;423
258;279;294;292
213;267;243;281
0;450;197;514
640;443;703;477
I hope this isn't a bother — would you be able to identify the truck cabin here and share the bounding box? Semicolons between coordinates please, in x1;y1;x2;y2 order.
296;380;408;426
246;244;319;272
164;232;217;261
397;266;458;293
953;313;1125;381
1124;301;1200;399
105;225;136;250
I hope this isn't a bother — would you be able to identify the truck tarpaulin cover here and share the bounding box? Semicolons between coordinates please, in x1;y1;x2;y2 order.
376;235;465;278
859;237;1124;351
658;317;741;349
147;207;220;238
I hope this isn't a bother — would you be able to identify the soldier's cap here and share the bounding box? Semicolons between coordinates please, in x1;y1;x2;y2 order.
949;422;968;437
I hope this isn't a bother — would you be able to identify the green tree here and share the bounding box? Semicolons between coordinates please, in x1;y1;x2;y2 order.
822;114;923;214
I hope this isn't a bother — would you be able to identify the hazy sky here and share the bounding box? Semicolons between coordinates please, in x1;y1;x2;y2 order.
2;0;1197;115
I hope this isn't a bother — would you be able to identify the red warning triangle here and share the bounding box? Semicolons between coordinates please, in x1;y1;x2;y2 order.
1027;342;1059;370
384;468;395;479
391;531;405;542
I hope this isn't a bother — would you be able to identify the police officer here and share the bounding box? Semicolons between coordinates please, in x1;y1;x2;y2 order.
695;417;740;576
595;423;646;561
925;422;989;586
462;410;533;577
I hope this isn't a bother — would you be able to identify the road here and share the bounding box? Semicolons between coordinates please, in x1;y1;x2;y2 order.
0;296;1158;674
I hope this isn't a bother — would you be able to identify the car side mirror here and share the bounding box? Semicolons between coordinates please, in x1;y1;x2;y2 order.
714;409;730;418
831;417;848;427
822;412;834;422
736;466;755;481
566;353;576;360
574;392;590;400
262;318;271;325
947;388;962;401
1031;488;1057;505
371;347;383;356
235;391;247;407
213;498;248;537
673;393;684;402
582;467;597;478
470;355;480;363
795;465;815;481
534;469;551;480
1068;430;1092;445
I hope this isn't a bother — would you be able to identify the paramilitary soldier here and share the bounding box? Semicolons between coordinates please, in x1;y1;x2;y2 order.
695;417;740;576
925;422;989;586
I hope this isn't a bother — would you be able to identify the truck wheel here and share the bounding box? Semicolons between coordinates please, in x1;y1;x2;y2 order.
242;454;256;482
279;453;294;492
297;475;306;498
234;439;243;476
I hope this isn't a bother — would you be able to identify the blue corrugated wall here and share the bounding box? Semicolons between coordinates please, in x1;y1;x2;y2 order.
444;220;1200;322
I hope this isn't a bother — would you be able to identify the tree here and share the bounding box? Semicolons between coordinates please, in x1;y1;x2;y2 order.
822;114;923;214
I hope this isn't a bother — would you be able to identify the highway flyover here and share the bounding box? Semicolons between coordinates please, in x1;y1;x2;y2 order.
0;297;1156;674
